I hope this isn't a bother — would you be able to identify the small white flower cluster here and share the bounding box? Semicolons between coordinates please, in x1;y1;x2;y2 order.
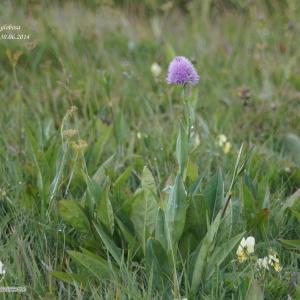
218;134;231;154
236;236;282;273
257;253;282;272
151;62;162;77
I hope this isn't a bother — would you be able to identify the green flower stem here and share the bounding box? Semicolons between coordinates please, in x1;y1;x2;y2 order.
182;86;192;143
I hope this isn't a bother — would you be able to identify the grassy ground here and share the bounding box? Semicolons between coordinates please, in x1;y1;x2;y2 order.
0;1;299;299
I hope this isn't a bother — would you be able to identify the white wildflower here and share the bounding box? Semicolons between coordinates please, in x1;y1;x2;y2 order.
218;134;231;154
268;254;282;272
218;134;227;147
257;257;269;270
151;62;162;77
236;236;255;263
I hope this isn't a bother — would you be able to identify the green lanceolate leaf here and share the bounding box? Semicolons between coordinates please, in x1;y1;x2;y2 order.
184;194;208;242
115;217;138;252
97;187;114;235
278;239;300;250
206;232;245;279
68;249;112;281
155;208;167;250
84;156;113;214
58;200;90;232
114;110;128;146
241;180;257;228
184;158;198;182
113;165;133;190
146;239;172;289
190;212;221;293
165;174;187;249
176;123;188;175
141;166;157;194
245;279;264;300
51;271;89;288
130;166;159;252
93;222;122;266
91;155;115;185
204;170;224;221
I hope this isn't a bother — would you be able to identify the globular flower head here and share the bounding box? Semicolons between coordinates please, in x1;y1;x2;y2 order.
167;56;199;85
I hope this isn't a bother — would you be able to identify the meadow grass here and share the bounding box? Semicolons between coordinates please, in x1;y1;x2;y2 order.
0;1;299;299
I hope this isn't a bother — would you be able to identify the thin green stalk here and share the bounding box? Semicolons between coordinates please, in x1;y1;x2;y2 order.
182;86;191;142
47;110;73;215
64;151;79;197
221;144;245;218
48;143;68;215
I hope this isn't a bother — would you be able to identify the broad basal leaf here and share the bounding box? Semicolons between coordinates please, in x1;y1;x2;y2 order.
68;249;112;281
206;232;245;279
113;166;133;190
190;212;221;293
204;170;224;220
146;239;172;290
58;200;90;232
93;222;122;266
97;187;114;235
165;174;187;249
184;194;208;242
130;166;159;252
155;208;167;250
51;271;88;288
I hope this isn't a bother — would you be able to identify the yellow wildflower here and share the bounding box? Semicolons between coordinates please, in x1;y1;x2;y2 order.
223;142;231;154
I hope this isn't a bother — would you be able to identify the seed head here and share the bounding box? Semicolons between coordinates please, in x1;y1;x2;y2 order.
71;139;88;152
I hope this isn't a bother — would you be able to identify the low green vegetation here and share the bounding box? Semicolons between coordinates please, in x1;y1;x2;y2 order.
0;1;299;299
